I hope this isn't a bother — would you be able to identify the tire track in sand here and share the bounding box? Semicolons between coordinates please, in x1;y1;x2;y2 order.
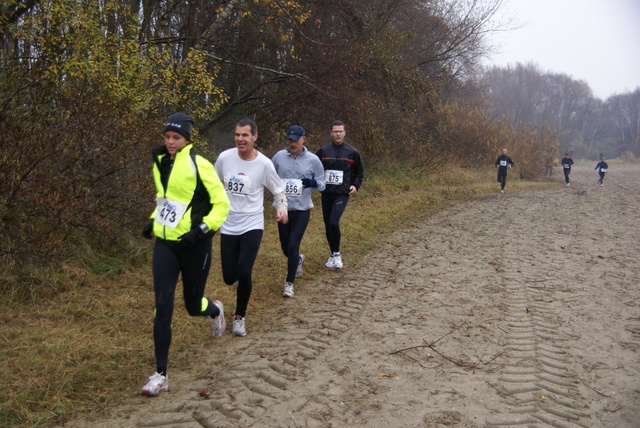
63;165;640;427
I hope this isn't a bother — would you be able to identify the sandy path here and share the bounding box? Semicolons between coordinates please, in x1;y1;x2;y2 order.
64;164;640;428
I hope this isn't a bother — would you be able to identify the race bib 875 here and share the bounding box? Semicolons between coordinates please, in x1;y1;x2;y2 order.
325;169;344;185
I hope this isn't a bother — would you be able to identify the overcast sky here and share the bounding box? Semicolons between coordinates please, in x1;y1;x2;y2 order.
485;0;640;100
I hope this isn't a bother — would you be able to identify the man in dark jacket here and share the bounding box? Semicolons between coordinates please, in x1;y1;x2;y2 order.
495;148;515;193
316;120;364;269
595;157;608;186
560;153;574;186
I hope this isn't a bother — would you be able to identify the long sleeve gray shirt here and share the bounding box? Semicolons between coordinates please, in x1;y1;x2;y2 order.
272;147;326;211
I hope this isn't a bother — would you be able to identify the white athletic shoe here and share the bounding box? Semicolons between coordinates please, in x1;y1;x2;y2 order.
500;189;504;193
296;254;305;277
333;254;343;269
232;316;246;337
283;281;294;298
141;372;168;396
325;256;335;268
566;183;570;186
209;300;225;338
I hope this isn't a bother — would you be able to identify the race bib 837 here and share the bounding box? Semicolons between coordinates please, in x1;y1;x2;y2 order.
224;173;252;195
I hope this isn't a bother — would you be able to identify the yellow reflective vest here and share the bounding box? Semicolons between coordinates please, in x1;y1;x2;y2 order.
150;145;229;241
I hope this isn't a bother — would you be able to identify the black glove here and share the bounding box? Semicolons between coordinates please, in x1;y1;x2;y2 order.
178;227;208;247
142;219;154;239
301;177;317;188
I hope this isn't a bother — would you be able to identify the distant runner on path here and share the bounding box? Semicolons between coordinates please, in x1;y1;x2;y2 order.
495;148;514;193
595;157;608;187
561;153;574;186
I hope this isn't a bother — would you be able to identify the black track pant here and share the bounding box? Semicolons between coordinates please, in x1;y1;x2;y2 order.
563;168;571;184
321;193;349;254
152;237;218;372
598;171;605;184
278;210;311;283
497;171;508;190
220;229;263;317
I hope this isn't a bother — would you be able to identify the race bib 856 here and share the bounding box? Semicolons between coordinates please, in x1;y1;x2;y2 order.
284;178;303;196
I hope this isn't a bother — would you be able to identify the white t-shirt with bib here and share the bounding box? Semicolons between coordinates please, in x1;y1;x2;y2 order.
215;148;285;235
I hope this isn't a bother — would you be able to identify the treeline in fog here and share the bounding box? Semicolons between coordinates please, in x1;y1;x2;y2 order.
0;0;638;279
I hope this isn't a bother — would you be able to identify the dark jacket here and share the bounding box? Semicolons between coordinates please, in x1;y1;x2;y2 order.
561;157;574;169
595;161;608;172
316;141;364;195
495;155;514;173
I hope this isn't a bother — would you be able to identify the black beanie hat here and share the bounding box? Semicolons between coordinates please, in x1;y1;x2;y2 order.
164;112;193;140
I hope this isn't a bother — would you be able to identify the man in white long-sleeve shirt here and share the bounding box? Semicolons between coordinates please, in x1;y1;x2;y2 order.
214;118;288;337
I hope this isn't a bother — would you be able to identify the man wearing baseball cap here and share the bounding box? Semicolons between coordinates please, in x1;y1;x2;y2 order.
272;125;325;297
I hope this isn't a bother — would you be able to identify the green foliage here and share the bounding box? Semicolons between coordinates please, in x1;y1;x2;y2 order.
0;1;228;280
0;0;569;302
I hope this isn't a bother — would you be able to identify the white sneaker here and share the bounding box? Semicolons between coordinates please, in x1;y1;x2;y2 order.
500;190;504;193
325;256;335;268
141;372;168;396
232;316;246;337
296;254;305;277
209;300;225;338
333;254;343;269
566;183;570;186
283;281;294;298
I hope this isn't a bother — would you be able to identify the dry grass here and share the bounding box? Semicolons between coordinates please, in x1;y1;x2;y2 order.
0;166;555;426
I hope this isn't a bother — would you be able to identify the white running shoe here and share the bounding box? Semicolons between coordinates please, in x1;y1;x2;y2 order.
283;281;294;298
500;190;504;193
296;254;305;277
209;300;225;338
566;183;570;187
333;254;343;269
232;316;246;337
141;372;168;396
325;256;335;268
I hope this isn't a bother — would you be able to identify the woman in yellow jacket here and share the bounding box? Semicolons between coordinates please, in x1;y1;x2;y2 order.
140;112;230;396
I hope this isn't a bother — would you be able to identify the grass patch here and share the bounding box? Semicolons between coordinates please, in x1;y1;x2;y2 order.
0;166;555;426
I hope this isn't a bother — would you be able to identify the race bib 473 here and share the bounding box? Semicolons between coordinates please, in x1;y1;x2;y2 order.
156;198;188;228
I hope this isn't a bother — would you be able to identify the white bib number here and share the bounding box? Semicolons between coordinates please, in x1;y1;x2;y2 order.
284;178;303;196
224;173;252;195
564;163;571;169
325;169;344;185
600;168;607;173
156;198;188;229
500;160;507;167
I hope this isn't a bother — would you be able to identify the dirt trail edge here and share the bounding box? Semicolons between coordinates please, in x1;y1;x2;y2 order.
64;165;640;428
